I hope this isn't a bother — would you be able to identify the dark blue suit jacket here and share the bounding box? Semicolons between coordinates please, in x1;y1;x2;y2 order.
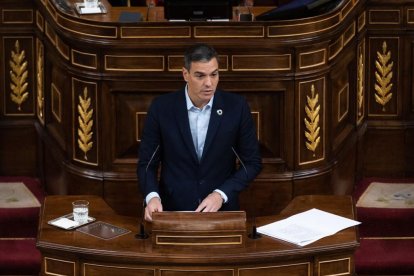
138;88;262;211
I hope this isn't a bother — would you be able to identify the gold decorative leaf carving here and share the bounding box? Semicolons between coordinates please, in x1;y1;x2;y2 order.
77;87;94;160
37;42;44;120
9;40;29;111
304;84;321;157
374;41;393;112
357;50;364;117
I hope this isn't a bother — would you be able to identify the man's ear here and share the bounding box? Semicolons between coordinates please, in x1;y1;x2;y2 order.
182;67;189;82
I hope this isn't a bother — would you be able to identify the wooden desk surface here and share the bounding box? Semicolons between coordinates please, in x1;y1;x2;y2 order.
37;195;359;275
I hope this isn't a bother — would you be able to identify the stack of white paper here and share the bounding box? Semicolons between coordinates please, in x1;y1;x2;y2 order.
257;208;361;246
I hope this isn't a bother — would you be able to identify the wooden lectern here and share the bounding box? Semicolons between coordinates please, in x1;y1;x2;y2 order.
37;195;359;276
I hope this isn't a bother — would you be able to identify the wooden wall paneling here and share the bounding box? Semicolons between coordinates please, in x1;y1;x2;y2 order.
104;179;142;217
0;122;38;176
1;0;377;216
293;172;332;196
239;179;293;218
363;128;406;177
0;5;39;175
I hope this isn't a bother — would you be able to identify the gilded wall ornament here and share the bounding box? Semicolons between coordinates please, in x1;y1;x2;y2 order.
77;87;94;160
357;51;364;117
9;40;29;111
304;84;321;157
374;41;393;112
37;42;44;121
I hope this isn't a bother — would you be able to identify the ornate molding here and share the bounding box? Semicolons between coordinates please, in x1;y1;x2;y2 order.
374;41;393;111
77;87;94;160
9;40;29;111
357;49;364;118
36;40;44;123
304;84;321;157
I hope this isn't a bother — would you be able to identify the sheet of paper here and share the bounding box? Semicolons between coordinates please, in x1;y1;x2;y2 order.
257;208;360;246
81;7;101;14
50;217;79;229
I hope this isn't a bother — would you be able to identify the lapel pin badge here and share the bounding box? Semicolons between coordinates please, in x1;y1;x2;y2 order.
217;109;223;116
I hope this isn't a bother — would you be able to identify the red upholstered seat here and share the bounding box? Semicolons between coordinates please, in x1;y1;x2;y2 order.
0;239;41;275
354;178;414;275
355;238;414;275
0;177;45;275
0;177;45;237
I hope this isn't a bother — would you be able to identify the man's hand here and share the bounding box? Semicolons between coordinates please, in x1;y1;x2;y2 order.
195;192;223;212
145;197;163;221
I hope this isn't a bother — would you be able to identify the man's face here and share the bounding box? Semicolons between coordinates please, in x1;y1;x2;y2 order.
182;58;219;108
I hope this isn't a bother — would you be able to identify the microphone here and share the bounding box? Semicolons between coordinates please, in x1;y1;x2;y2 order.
232;147;261;240
135;144;160;240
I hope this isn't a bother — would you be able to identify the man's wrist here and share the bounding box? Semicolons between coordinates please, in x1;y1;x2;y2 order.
145;192;161;205
214;189;227;203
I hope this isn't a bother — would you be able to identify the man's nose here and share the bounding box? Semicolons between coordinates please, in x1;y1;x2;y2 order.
204;76;212;86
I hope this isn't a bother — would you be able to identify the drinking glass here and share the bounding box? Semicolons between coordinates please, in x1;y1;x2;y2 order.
72;200;89;224
84;0;99;9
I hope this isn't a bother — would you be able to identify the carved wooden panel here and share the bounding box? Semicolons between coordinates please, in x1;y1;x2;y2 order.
368;37;399;117
2;9;33;24
72;78;99;166
2;36;34;116
298;78;325;166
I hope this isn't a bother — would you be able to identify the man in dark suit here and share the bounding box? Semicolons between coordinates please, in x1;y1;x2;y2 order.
138;44;262;221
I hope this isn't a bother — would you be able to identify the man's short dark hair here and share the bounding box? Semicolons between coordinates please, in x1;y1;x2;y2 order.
184;44;218;71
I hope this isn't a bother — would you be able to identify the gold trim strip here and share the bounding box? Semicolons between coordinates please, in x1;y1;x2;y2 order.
36;11;44;32
121;26;191;38
407;9;414;24
268;13;342;38
299;49;326;69
239;262;311;275
56;14;117;39
358;11;366;32
194;26;264;38
51;83;62;123
71;49;97;69
361;236;414;240
368;9;401;25
105;55;165;71
136;112;147;142
45;22;56;46
318;257;351;276
338;84;349;123
328;36;343;61
2;9;33;24
45;0;57;20
232;54;291;71
160;268;234;274
341;0;353;19
56;36;69;60
44;257;76;276
156;235;242;246
83;263;156;274
343;21;356;47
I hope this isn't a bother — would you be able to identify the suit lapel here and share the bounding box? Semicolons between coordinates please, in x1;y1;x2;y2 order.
175;90;199;162
202;91;224;161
